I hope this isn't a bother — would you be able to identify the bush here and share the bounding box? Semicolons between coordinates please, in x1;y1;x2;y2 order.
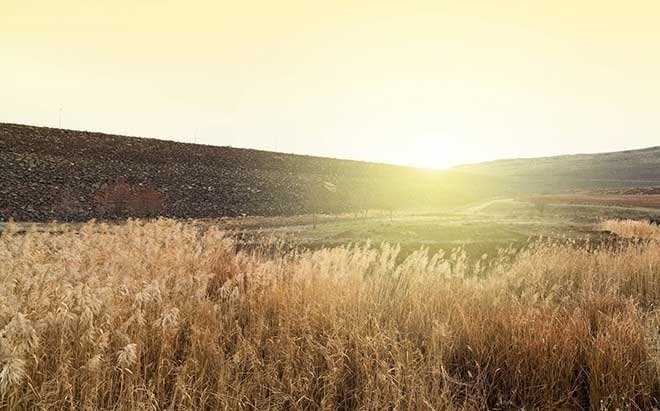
94;179;165;218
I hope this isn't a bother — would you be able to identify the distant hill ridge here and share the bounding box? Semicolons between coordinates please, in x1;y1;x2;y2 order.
0;123;492;221
454;145;660;191
3;122;658;221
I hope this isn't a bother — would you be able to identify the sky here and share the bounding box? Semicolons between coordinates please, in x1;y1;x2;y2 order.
2;0;660;169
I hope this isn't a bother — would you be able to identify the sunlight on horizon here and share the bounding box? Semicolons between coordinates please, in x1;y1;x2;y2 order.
2;0;660;168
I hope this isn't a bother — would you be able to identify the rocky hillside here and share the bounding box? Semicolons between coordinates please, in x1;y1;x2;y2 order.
454;146;660;193
0;123;495;221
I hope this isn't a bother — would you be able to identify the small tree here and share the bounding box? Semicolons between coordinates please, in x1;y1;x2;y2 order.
94;179;165;218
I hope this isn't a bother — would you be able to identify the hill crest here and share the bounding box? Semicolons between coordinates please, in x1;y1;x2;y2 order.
0;122;490;221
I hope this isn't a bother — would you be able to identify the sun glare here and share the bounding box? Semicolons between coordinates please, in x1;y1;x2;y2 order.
403;137;457;170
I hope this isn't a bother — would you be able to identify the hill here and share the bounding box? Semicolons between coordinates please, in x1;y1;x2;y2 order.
0;123;496;221
454;146;660;192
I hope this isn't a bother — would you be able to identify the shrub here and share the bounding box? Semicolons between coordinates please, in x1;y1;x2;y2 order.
94;179;165;218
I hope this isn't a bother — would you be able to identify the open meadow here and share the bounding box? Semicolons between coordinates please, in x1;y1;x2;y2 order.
3;198;660;410
203;195;660;257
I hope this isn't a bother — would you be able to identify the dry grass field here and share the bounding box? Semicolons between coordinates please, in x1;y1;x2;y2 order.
3;219;660;410
600;219;660;241
4;2;660;410
526;193;660;210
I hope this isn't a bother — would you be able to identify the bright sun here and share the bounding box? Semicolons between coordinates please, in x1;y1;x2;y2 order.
404;137;457;170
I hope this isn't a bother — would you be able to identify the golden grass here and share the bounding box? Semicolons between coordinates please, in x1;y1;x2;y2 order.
600;219;660;240
2;219;660;410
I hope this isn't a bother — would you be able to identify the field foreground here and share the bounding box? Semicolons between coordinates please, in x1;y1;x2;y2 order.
2;220;660;410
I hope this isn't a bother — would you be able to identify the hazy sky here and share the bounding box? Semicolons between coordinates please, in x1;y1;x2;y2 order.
2;1;660;168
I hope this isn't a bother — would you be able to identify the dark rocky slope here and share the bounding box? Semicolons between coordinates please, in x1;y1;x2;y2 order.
1;123;495;221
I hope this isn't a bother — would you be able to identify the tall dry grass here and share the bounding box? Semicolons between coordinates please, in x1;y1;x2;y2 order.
600;219;660;241
2;219;660;410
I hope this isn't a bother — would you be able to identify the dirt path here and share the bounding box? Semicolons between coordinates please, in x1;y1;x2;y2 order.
464;198;518;213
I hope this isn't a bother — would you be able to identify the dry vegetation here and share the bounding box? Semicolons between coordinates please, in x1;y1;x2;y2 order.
600;219;660;240
526;193;660;210
3;220;660;410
